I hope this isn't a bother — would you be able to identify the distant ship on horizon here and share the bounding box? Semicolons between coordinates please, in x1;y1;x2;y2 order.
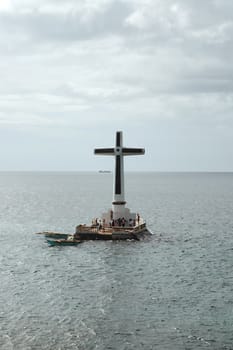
98;170;112;173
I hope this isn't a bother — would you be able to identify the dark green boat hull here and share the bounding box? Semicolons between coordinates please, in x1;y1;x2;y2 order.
46;239;82;246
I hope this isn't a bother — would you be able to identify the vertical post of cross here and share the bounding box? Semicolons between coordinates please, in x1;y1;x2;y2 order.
113;131;125;206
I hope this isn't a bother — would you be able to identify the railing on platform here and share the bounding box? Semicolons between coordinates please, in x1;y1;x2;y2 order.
76;220;146;234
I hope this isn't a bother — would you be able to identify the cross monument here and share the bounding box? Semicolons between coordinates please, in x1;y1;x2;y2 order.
94;131;145;220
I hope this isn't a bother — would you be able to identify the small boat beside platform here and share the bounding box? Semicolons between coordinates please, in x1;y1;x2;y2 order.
47;239;82;246
47;235;82;246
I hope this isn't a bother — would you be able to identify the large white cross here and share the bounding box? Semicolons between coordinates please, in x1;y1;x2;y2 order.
94;131;145;210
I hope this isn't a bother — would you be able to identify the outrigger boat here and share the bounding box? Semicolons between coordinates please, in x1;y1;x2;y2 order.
46;235;82;246
37;131;152;244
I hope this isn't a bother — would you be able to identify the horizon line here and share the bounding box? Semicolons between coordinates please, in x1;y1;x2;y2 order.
0;170;233;173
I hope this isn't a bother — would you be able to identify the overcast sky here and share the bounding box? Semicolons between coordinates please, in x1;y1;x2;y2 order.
0;0;233;171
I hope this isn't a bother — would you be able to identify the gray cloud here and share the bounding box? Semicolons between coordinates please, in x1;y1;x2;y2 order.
0;1;130;48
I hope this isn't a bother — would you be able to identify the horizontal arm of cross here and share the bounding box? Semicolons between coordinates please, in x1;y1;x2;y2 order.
94;148;115;155
122;148;145;156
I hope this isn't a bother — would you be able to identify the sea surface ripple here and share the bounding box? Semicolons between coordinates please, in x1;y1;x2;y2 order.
0;172;233;350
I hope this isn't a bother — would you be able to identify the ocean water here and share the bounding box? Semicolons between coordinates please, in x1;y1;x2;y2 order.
0;172;233;350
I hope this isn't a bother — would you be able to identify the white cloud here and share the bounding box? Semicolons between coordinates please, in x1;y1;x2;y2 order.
125;0;190;31
191;21;233;44
0;0;12;11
